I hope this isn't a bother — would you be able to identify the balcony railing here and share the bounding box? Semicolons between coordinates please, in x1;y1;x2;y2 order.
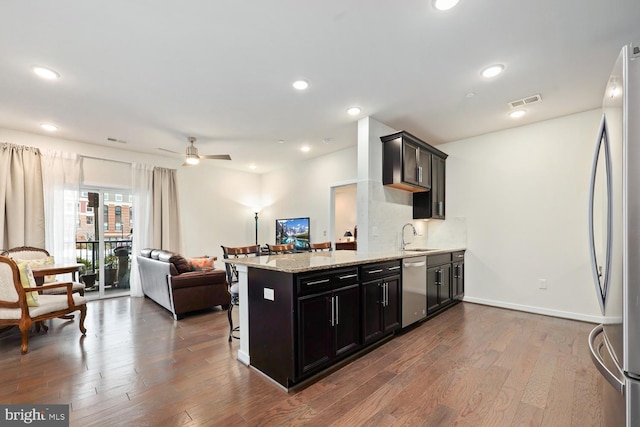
76;239;132;290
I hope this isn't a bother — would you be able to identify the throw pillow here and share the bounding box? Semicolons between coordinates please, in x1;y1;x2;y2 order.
21;256;57;283
169;254;192;274
190;257;215;271
16;261;40;307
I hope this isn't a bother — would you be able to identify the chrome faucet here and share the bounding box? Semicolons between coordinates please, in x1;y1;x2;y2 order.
401;223;417;250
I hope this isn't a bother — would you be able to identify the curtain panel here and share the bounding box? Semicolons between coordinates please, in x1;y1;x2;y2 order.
41;151;81;266
0;143;45;249
130;164;184;297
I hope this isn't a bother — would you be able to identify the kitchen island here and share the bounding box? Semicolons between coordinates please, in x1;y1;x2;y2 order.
224;248;464;389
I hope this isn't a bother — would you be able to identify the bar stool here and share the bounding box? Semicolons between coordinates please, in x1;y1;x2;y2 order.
220;245;261;342
266;243;295;255
309;242;332;251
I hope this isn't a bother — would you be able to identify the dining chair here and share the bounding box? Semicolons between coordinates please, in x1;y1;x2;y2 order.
309;242;332;251
266;243;295;255
0;256;87;354
220;245;261;342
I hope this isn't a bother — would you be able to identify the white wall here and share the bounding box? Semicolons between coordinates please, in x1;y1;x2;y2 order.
260;146;357;247
441;109;603;321
334;184;357;243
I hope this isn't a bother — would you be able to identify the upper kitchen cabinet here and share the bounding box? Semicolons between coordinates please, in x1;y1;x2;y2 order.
413;153;446;219
381;131;433;192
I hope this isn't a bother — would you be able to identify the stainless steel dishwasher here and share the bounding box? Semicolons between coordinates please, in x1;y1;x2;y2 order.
402;255;427;327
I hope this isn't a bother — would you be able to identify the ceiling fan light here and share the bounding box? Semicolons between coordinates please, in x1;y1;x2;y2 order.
185;154;200;165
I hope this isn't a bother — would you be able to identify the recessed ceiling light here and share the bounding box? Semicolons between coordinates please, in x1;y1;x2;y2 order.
300;145;311;153
465;92;476;98
433;0;460;11
322;138;332;144
292;80;309;90
32;66;60;80
347;107;361;116
249;164;257;170
40;123;58;132
481;64;504;78
509;110;526;119
278;139;285;144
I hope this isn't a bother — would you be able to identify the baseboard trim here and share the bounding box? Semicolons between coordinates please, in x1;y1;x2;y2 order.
462;296;605;324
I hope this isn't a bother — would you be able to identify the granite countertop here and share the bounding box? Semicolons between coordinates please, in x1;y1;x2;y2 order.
222;247;466;273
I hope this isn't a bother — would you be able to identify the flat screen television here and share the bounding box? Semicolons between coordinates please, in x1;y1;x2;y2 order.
275;217;310;250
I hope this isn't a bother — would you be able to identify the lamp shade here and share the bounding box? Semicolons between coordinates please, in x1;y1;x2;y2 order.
343;231;353;237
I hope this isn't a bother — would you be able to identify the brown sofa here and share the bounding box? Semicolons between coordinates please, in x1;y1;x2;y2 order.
137;248;230;320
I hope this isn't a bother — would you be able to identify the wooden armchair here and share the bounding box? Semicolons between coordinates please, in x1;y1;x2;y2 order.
0;256;87;354
1;246;85;296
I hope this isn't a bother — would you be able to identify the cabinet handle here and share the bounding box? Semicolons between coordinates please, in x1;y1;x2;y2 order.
385;283;389;307
335;295;339;325
436;269;442;286
456;254;464;258
404;261;426;268
306;278;330;286
367;269;383;274
338;273;358;280
438;201;443;216
387;266;400;271
381;283;386;306
418;166;423;183
330;296;335;326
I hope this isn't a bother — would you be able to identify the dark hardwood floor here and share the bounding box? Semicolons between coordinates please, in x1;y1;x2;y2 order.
0;297;606;426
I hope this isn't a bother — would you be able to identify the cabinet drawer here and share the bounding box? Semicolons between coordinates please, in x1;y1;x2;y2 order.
427;253;451;267
360;260;401;280
297;267;359;296
452;251;465;262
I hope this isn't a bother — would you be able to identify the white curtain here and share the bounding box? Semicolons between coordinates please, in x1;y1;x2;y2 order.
130;163;154;297
0;143;45;249
40;151;81;265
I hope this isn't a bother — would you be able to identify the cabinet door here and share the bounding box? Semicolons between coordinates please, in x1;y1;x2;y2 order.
382;276;401;334
362;280;383;344
453;262;464;299
439;264;452;306
334;285;360;357
417;147;432;190
431;155;446;219
427;267;440;313
298;292;333;375
403;142;420;186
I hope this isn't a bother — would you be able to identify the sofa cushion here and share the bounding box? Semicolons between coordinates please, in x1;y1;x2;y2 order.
150;249;162;260
16;262;39;307
140;248;153;258
170;255;192;274
170;269;227;290
190;257;215;271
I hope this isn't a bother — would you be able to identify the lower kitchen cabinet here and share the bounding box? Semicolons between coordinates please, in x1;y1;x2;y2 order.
452;251;465;300
427;254;452;315
361;275;401;345
297;284;360;376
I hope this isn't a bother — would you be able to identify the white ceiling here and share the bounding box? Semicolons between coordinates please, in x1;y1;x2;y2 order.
1;1;639;173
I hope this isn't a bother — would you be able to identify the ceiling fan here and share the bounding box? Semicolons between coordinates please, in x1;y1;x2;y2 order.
158;136;231;165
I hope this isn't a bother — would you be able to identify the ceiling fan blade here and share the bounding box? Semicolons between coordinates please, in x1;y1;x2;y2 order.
158;147;182;155
200;154;232;160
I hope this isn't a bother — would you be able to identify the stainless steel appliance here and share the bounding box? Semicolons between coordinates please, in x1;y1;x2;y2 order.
402;255;427;327
588;42;640;427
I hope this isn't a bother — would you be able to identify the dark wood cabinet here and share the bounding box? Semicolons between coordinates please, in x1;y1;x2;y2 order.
452;251;465;300
360;260;401;345
427;253;452;315
298;284;360;376
381;131;433;192
413;153;446;219
361;275;401;345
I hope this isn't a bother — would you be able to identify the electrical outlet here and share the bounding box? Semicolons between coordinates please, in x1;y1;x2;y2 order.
323;230;327;236
539;279;547;290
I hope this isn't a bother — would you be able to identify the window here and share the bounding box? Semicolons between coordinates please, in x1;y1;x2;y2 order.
115;206;122;231
104;205;109;230
129;207;133;228
87;216;94;225
128;195;132;203
115;194;123;202
104;193;109;201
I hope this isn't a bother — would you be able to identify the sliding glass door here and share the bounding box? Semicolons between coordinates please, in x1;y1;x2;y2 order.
76;187;132;299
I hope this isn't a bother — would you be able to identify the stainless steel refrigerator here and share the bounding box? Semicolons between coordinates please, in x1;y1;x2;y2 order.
588;42;640;427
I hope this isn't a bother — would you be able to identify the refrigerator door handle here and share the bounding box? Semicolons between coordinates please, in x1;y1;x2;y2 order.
589;324;625;394
588;113;613;315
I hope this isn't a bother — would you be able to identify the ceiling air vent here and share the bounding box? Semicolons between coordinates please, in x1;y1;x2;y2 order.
509;93;542;109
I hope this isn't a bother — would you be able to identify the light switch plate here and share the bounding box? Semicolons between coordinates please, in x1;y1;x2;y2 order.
264;288;275;301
